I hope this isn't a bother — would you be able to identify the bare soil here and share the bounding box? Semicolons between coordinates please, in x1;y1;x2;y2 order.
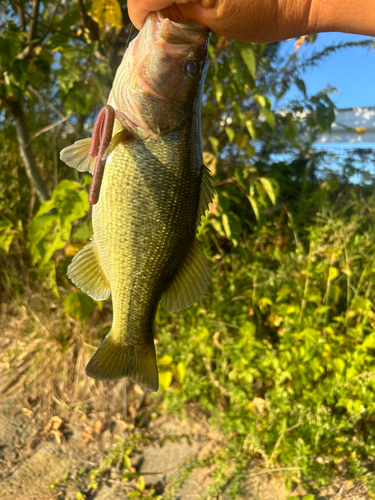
0;391;370;500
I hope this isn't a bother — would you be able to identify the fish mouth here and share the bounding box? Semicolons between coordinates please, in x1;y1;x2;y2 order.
157;11;210;46
155;11;210;60
130;11;209;63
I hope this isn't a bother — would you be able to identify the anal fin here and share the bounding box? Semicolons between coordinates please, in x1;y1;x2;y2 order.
161;239;210;312
196;164;216;229
67;239;110;301
161;166;214;313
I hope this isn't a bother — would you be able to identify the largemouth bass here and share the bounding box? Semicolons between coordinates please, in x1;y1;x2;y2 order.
60;12;214;392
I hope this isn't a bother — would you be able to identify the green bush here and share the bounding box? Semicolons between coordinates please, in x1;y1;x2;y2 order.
156;191;375;492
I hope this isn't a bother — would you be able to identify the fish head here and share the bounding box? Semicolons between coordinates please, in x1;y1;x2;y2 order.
109;12;210;137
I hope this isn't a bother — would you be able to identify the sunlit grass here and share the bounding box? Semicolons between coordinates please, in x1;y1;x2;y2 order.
0;290;109;406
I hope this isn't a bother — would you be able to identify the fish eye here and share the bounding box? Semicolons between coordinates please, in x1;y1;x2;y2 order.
186;61;199;75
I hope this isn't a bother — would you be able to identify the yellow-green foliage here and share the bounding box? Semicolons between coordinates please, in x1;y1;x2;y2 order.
156;192;375;492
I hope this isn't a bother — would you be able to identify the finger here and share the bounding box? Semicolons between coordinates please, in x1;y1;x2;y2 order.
128;0;200;30
161;3;212;29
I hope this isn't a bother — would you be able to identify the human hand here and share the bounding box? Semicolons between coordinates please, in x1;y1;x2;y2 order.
128;0;310;43
128;0;375;43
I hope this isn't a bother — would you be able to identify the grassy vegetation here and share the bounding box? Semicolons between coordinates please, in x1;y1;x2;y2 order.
154;189;375;494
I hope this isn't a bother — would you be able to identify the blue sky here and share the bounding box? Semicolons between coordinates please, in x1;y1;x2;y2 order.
283;33;375;175
287;33;375;109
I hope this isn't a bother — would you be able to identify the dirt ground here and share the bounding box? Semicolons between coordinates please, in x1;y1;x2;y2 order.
0;388;370;500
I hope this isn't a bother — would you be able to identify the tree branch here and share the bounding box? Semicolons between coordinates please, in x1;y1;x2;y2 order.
14;0;26;31
27;85;76;133
16;0;41;60
27;0;41;43
39;0;62;43
21;5;85;42
77;0;99;41
27;115;72;147
5;99;50;202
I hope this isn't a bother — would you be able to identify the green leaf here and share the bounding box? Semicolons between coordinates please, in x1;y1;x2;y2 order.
329;267;339;281
89;0;123;33
346;366;358;380
254;94;266;107
202;151;217;176
333;358;345;374
328;284;341;304
209;136;219;154
277;285;292;302
29;214;57;246
225;126;235;143
159;354;173;366
127;492;141;498
240;46;256;78
176;361;186;382
351;296;370;312
295;78;307;96
0;214;12;232
261;108;276;129
123;455;131;469
35;198;56;218
245;119;257;139
259;177;276;205
248;195;259;220
63;291;96;321
159;371;173;391
0;231;14;253
316;305;330;314
209;218;225;237
0;215;15;253
73;225;93;241
136;476;145;491
214;79;223;103
258;297;272;313
222;213;231;239
363;333;375;349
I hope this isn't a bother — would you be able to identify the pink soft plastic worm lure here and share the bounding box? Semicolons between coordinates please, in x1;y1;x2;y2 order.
88;105;116;205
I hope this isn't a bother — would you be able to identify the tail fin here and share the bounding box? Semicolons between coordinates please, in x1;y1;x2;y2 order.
86;334;159;392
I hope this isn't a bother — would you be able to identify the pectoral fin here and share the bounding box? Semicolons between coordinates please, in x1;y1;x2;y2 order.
161;239;210;312
67;239;110;301
60;138;96;173
60;127;136;175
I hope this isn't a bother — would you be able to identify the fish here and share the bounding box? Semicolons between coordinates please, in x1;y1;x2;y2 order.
60;11;214;392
